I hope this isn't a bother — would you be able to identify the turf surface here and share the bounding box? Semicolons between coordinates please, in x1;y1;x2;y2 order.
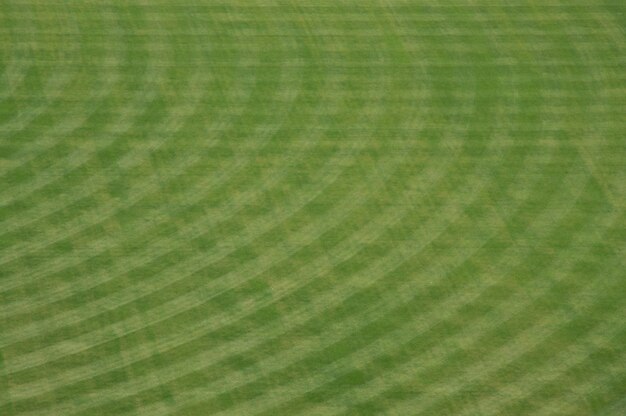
0;1;625;415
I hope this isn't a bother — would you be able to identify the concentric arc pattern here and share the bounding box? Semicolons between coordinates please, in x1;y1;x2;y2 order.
0;1;624;416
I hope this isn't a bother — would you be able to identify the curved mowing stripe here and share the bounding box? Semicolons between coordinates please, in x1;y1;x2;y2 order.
117;154;596;416
0;1;400;330
0;6;304;282
239;172;619;416
0;6;438;402
17;19;523;410
1;13;444;406
0;5;124;204
0;1;623;416
1;62;409;380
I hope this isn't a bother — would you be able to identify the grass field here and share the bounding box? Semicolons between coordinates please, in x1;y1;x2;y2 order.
0;1;625;415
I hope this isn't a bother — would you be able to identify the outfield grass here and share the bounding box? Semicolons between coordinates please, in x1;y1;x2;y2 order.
0;1;625;415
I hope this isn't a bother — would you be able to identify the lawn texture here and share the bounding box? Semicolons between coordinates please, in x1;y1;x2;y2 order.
0;1;625;415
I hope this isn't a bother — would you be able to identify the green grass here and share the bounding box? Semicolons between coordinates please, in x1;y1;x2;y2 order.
0;1;624;415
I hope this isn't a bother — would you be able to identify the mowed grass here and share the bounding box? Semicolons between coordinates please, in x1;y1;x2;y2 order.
0;1;624;415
